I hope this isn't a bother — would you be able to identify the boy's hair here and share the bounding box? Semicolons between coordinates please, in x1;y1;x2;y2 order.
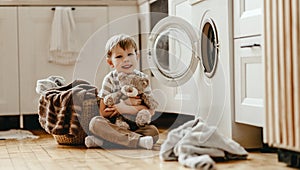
105;34;138;58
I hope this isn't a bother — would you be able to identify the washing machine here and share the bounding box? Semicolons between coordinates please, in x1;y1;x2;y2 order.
146;0;262;147
147;0;232;137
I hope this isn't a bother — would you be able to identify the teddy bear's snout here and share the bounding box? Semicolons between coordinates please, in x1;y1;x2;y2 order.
127;87;133;93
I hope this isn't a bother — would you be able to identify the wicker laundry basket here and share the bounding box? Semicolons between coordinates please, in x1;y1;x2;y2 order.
53;98;100;145
53;126;87;145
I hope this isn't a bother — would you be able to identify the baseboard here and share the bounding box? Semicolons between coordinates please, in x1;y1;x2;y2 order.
151;111;194;130
0;112;194;131
278;148;300;168
0;115;42;130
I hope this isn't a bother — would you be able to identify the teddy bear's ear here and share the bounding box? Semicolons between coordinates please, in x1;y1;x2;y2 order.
142;78;149;88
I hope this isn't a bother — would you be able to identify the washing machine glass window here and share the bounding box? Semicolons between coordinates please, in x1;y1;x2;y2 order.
148;16;199;87
153;27;192;78
201;18;219;78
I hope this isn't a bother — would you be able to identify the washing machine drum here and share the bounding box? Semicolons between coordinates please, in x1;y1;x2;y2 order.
148;16;219;86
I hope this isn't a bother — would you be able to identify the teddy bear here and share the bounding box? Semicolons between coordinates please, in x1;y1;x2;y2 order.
103;72;159;130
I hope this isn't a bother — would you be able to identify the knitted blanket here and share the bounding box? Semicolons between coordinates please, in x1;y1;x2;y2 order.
38;79;98;136
160;118;248;169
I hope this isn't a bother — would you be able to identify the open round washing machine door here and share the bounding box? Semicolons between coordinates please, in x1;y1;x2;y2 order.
147;16;199;87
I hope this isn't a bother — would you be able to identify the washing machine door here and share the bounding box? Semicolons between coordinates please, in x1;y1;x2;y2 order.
200;18;219;78
148;16;199;87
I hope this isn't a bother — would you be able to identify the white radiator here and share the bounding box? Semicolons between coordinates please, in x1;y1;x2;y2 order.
264;0;300;152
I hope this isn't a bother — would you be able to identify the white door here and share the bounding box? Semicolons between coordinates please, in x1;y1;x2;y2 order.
148;16;199;87
147;16;201;115
234;36;264;127
18;6;108;114
0;7;20;116
234;0;263;38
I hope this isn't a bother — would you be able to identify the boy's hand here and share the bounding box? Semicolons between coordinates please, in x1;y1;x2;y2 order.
124;96;142;106
104;107;119;118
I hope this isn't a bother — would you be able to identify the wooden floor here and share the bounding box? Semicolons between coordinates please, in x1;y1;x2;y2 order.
0;129;296;170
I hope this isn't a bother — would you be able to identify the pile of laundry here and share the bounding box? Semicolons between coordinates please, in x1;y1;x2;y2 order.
160;118;248;170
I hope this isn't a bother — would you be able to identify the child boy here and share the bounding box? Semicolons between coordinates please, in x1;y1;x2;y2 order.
88;34;159;149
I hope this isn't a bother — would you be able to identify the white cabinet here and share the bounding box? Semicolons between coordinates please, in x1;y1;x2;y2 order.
0;7;19;116
234;36;264;127
18;6;108;114
233;0;263;38
169;0;192;22
234;0;265;127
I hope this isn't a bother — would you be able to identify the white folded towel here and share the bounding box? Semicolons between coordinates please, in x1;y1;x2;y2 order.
49;7;79;65
36;75;66;95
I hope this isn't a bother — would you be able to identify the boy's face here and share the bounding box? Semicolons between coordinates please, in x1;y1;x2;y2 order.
107;45;139;74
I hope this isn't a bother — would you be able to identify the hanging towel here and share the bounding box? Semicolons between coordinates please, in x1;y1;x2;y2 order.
49;7;79;65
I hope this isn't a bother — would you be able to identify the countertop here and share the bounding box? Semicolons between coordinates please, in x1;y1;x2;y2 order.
0;0;137;6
